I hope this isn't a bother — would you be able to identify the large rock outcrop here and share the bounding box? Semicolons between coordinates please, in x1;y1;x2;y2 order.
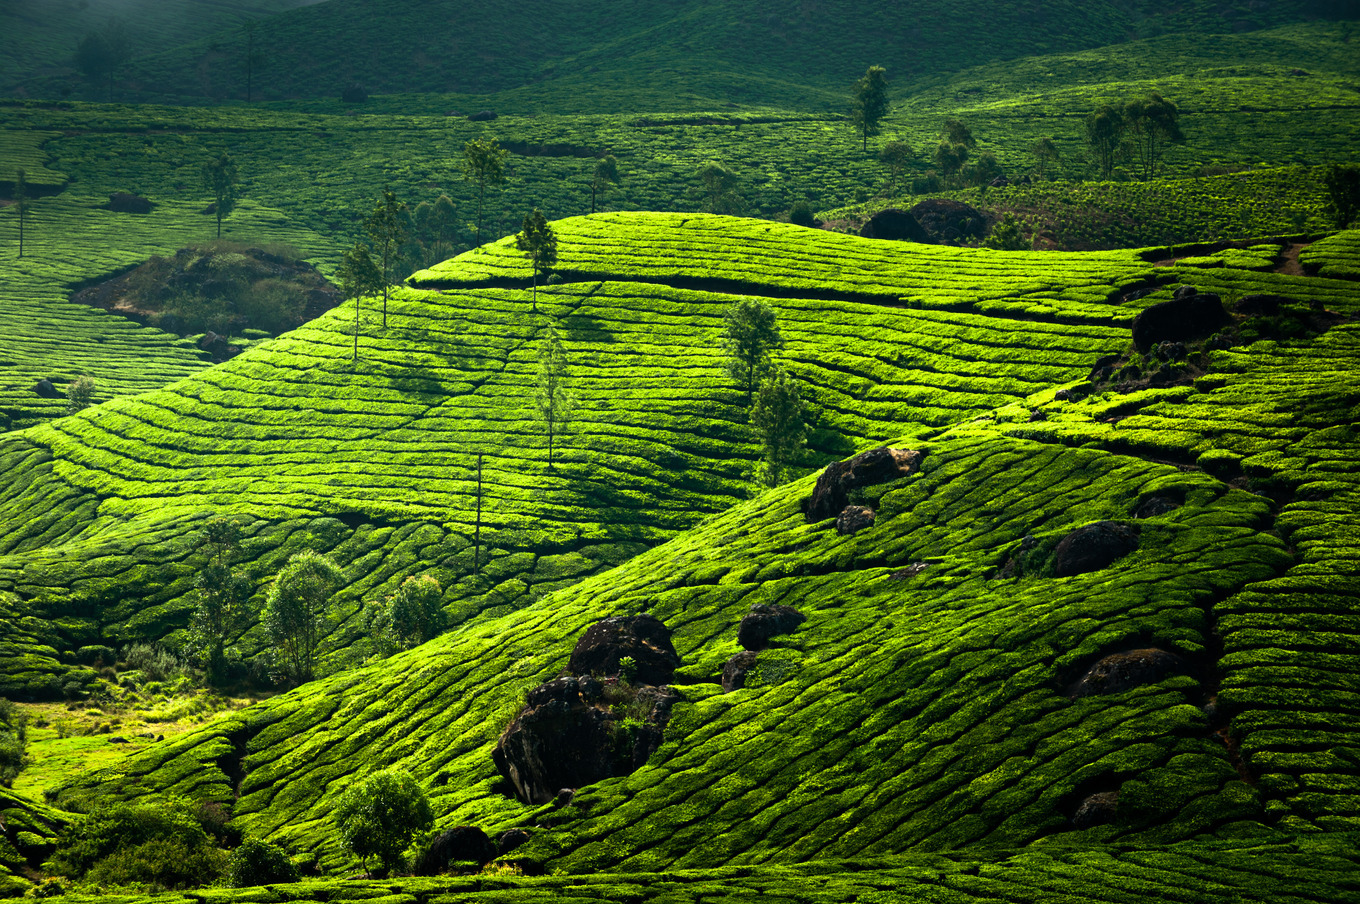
860;208;931;243
1131;287;1231;354
1052;521;1139;577
907;199;987;244
738;604;805;651
803;447;922;523
567;614;680;685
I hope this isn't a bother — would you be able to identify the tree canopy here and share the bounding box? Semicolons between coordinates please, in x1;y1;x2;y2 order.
515;207;558;310
850;66;890;151
461;138;509;246
723;298;784;402
201;153;239;238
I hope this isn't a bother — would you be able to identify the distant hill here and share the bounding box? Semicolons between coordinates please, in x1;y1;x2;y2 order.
5;0;1345;108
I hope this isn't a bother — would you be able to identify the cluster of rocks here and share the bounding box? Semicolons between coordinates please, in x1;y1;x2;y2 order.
802;446;923;535
414;824;530;874
860;200;988;245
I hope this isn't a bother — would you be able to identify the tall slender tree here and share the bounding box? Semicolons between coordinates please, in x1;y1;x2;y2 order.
1029;137;1061;180
201;153;239;238
722;298;784;403
534;324;574;471
696;161;740;214
1085;105;1127;179
591;155;621;213
241;18;262;102
515;208;557;312
750;366;807;488
339;241;382;361
850;66;890;152
461;138;508;247
364;187;407;328
1123;92;1183;180
13;169;29;258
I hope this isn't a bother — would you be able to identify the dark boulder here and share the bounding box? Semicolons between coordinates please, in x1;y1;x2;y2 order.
859;208;931;243
721;650;759;692
33;378;59;398
198;331;238;362
567;614;680;685
737;604;805;651
802;447;922;523
1072;791;1119;828
493;676;678;805
497;829;531;854
1131;291;1230;354
907;199;987;244
414;825;496;874
1052;521;1138;577
1070;648;1190;698
1234;293;1289;317
468;110;498;122
836;505;876;535
108;192;153;214
1134;496;1180;519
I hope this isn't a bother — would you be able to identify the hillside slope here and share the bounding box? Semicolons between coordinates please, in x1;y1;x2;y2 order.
80;0;1328;107
40;223;1360;893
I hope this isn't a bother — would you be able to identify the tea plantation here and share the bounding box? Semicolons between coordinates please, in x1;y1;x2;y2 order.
0;209;1355;900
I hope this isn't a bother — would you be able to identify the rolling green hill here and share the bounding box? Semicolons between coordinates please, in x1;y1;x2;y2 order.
0;214;1355;899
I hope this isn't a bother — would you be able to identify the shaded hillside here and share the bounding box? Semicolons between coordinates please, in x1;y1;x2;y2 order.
78;0;1325;107
38;221;1360;888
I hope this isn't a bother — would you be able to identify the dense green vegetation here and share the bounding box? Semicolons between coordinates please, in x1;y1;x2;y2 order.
2;3;1360;901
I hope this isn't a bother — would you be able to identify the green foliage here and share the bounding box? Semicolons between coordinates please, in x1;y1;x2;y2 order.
934;140;969;187
878;139;913;193
515;208;557;308
224;837;299;887
364;188;408;328
73;21;131;101
262;550;343;686
696;161;741;215
722;298;784;401
201;153;239;239
0;699;26;787
1029;137;1061;180
749;366;806;487
46;796;224;890
1086;104;1126;179
188;519;252;685
534;323;574;470
339;241;383;361
850;65;890;152
13;168;28;258
462;138;509;247
591;155;621;214
370;575;446;655
968;151;1003;188
64;375;95;414
788;200;817;227
984;213;1027;250
1124;92;1185;180
334;767;433;876
1323;163;1360;228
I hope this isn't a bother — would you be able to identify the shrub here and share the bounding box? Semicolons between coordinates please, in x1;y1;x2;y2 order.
0;699;25;786
224;837;299;887
46;796;225;890
66;376;96;414
335;768;433;876
121;643;181;682
788;201;817;227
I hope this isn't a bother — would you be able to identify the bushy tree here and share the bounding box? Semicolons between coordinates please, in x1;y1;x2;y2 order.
1029;137;1061;180
968;152;1004;187
696;161;740;214
74;20;131;101
750;366;807;488
65;375;95;414
723;298;784;402
263;550;342;685
591;154;621;213
225;837;298;887
943;119;976;149
369;574;445;654
47;796;225;889
407;195;458;266
339;241;383;361
0;699;25;787
1124;92;1183;180
535;324;574;470
461;138;509;247
850;66;890;152
515;208;557;311
1323;163;1360;228
364;188;408;328
189;518;252;685
1086;104;1126;179
984;213;1028;250
934;141;969;188
335;768;433;876
202;154;239;238
878;139;913;194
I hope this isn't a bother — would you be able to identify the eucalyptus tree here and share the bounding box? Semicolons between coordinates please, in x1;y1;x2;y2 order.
723;298;784;403
850;65;890;152
515;207;557;311
1124;92;1183;180
364;187;407;327
750;366;807;488
535;324;574;471
591;154;621;213
201;153;239;238
263;550;343;685
462;138;509;247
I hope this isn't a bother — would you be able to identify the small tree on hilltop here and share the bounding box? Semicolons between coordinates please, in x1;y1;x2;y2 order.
202;153;239;238
696;161;740;214
850;65;890;152
535;323;574;471
723;298;784;404
1323;163;1360;228
1086;104;1127;180
13;169;29;258
263;550;342;686
750;366;807;488
1124;92;1183;180
515;207;557;312
340;241;383;361
878;139;913;195
591;154;621;214
461;138;509;247
364;187;408;328
335;767;433;877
